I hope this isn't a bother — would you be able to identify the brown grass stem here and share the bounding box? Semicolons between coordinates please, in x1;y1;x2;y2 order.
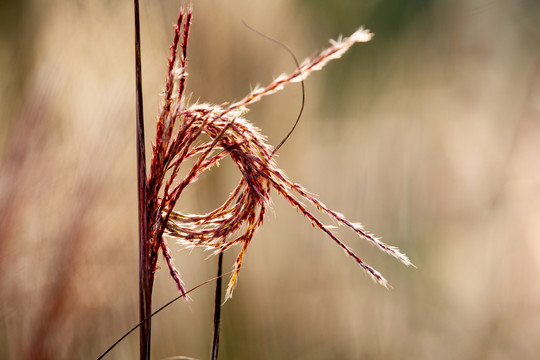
133;0;152;358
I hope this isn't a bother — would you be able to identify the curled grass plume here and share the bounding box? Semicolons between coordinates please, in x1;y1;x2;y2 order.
147;6;414;303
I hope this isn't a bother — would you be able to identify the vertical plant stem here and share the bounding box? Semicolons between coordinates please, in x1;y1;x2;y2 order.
211;252;224;360
134;0;152;359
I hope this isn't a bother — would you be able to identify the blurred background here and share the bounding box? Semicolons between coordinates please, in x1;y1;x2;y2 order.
1;0;539;359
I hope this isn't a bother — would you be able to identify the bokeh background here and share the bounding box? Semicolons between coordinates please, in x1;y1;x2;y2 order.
1;0;539;359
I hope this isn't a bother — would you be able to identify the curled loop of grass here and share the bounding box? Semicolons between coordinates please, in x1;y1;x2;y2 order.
149;6;413;302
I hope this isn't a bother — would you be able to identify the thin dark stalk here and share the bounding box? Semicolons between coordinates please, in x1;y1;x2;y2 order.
210;252;224;360
134;0;152;359
241;21;305;157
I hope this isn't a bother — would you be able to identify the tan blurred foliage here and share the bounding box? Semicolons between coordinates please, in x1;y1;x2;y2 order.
0;0;539;359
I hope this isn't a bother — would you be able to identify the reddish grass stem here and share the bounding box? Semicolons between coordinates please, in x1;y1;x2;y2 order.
133;0;152;359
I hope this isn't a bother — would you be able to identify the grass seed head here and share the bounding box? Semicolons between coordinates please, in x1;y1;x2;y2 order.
147;6;412;301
